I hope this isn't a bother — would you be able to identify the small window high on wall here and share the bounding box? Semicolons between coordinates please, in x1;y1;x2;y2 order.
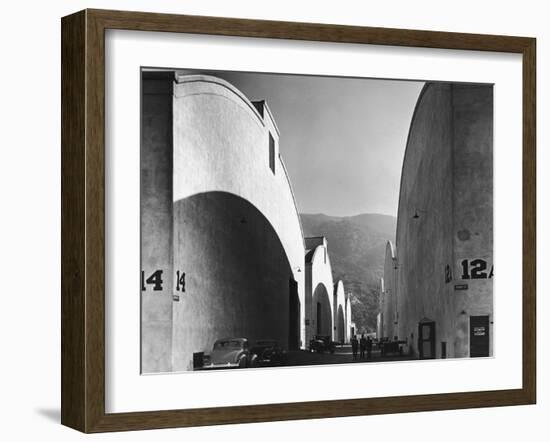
269;132;275;174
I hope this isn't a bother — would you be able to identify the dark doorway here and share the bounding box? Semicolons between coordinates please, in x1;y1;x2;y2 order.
316;302;322;335
418;320;436;359
337;306;345;343
470;315;490;357
312;283;332;337
169;191;294;372
288;278;300;350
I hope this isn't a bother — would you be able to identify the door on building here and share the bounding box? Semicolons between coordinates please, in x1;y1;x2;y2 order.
470;315;490;357
418;319;436;359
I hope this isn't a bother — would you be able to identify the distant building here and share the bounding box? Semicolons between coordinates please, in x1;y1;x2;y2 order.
382;242;398;340
376;278;384;340
349;321;357;339
304;237;351;344
345;291;353;342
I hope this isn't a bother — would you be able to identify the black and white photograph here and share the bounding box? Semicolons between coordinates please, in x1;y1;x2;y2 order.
1;0;544;438
140;69;493;374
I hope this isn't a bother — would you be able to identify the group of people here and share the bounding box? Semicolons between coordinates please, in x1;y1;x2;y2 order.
351;333;373;360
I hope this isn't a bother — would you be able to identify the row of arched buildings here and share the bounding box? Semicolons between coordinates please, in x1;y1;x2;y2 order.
141;72;353;373
377;82;494;360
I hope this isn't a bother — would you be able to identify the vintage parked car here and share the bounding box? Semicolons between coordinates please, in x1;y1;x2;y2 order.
202;338;251;369
308;335;336;354
249;340;286;367
377;337;390;350
380;338;407;356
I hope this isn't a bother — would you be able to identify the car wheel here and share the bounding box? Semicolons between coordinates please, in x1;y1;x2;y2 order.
238;356;247;368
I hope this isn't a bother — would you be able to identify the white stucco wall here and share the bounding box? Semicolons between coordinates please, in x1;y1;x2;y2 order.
172;74;305;285
333;280;347;342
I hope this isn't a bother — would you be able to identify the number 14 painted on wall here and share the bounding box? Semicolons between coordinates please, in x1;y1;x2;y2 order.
141;269;186;292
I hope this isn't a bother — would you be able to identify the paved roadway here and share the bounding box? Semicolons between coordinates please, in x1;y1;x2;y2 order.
283;344;415;367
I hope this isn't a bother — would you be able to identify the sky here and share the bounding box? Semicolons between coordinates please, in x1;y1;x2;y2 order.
179;69;424;217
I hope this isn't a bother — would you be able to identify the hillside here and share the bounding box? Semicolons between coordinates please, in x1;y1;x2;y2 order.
300;213;397;332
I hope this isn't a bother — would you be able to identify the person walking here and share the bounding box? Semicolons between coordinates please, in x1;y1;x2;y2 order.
351;335;359;361
359;334;367;359
366;335;373;360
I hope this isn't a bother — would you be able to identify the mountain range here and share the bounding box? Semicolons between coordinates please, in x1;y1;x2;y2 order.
300;213;397;332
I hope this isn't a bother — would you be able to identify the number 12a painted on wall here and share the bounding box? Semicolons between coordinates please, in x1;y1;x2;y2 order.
460;259;494;280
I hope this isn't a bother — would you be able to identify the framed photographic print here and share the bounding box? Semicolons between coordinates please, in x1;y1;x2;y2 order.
61;9;536;433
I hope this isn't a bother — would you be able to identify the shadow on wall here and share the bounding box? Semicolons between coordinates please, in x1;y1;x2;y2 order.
312;283;332;336
170;191;300;371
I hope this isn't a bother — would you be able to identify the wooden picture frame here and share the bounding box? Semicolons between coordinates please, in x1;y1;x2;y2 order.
61;8;536;433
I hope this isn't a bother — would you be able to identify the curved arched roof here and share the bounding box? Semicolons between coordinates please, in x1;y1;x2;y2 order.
305;237;329;264
175;74;265;126
395;82;431;246
173;73;307;274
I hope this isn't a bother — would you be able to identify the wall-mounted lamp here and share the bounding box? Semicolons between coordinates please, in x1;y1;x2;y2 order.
460;310;467;315
412;209;427;219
